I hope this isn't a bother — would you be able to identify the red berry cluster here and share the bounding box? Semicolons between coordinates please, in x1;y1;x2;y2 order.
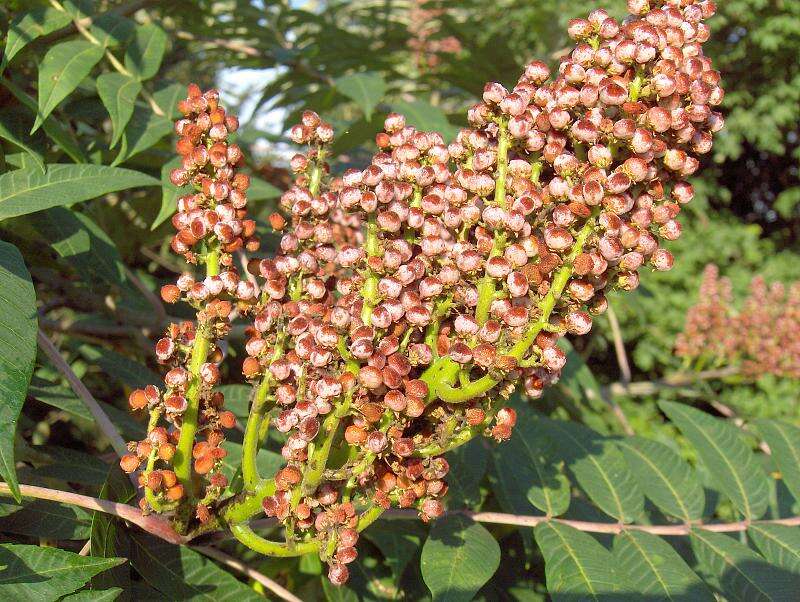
121;85;254;523
130;0;723;584
229;0;724;583
677;265;800;379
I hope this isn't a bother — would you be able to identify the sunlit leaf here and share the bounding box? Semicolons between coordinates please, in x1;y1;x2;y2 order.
33;40;104;132
421;514;500;602
2;6;72;68
0;164;158;220
335;72;387;120
661;402;770;520
124;24;168;81
97;73;142;148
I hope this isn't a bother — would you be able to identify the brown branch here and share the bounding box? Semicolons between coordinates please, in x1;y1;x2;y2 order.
124;266;168;324
193;546;303;602
78;540;91;556
606;304;631;384
37;330;129;458
0;483;186;545
381;509;800;535
606;366;741;398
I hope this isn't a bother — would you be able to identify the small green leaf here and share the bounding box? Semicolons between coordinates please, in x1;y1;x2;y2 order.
124;24;167;81
97;73;142;148
215;384;251;422
496;411;570;516
0;544;124;600
392;100;458;140
247;176;281;202
335;72;387;120
421;515;500;602
91;466;135;595
62;588;123;601
0;241;37;502
321;577;359;602
78;345;159;390
0;164;158;220
129;532;262;601
2;6;72;68
691;529;800;601
754;420;800;502
541;417;644;523
0;78;86;163
32;445;109;486
748;524;800;575
534;522;618;599
34;40;104;132
618;436;705;522
661;402;770;520
613;530;713;600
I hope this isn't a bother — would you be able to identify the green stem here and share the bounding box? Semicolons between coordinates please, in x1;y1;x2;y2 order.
360;214;380;325
434;217;597;404
173;247;220;498
300;394;352;496
475;120;510;325
231;523;319;557
309;149;326;196
222;478;276;525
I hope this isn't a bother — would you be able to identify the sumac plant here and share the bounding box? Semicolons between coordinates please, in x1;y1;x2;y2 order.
2;0;800;600
132;0;724;583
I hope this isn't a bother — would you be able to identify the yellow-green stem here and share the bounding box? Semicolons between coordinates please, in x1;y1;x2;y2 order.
231;523;319;557
173;247;220;498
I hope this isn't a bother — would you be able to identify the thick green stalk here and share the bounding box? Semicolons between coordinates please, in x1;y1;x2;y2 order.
173;247;220;497
223;478;276;525
360;215;380;325
475;120;510;325
231;523;319;557
144;409;175;512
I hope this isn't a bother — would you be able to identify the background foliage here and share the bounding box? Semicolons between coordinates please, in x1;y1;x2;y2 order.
0;0;798;600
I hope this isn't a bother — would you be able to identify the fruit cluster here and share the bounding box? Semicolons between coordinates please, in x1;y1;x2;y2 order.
129;0;723;584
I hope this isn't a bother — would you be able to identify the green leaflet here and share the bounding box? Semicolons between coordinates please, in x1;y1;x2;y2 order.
335;72;387;120
661;402;770;520
618;436;705;522
0;544;124;601
0;241;37;502
691;529;800;601
613;530;713;600
421;514;500;602
534;522;619;600
2;6;72;69
97;73;142;147
33;40;104;132
0;164;158;220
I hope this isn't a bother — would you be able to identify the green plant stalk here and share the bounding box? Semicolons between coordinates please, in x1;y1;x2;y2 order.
300;393;353;497
421;216;596;405
360;214;380;325
475;120;510;325
231;523;319;557
173;247;220;498
242;337;284;491
222;477;276;525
